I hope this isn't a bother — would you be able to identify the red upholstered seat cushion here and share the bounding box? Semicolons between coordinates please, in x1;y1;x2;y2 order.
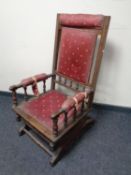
18;90;67;129
57;27;97;83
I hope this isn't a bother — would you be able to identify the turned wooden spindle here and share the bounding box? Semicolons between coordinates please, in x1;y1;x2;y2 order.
70;80;73;88
73;106;77;121
59;76;62;83
64;78;67;85
16;114;21;122
23;87;28;101
64;111;68;128
82;86;85;91
52;118;58;137
76;83;79;90
81;100;85;112
43;80;46;93
88;91;94;109
12;90;17;106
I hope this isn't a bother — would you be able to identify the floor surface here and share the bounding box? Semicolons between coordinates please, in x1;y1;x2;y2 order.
0;94;131;175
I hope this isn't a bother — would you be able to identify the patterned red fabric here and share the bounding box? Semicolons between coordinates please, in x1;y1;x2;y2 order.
74;92;86;103
21;73;47;96
61;97;75;111
61;92;85;111
19;90;67;128
57;27;97;83
60;14;104;28
32;83;39;96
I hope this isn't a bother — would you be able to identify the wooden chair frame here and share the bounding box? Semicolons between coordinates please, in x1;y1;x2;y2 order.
9;13;110;165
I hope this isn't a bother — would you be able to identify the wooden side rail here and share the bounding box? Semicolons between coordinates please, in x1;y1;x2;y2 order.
9;73;55;106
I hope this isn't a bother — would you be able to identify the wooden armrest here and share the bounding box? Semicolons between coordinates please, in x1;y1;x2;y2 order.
9;84;23;91
9;73;55;106
51;88;94;137
9;73;54;91
51;109;65;119
51;88;94;120
51;92;87;137
21;73;49;87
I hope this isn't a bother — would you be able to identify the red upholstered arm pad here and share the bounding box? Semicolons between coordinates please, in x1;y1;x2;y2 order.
61;97;75;112
51;87;94;119
51;97;75;120
21;73;47;87
61;86;94;108
9;73;54;91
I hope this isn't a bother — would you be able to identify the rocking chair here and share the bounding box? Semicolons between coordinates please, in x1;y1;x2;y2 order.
9;13;110;165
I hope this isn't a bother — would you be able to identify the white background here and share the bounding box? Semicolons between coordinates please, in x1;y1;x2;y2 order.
0;0;131;107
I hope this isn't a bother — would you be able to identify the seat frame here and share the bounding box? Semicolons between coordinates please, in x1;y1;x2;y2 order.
9;13;110;165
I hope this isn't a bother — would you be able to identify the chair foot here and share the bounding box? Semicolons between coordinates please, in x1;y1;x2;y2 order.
18;126;26;136
25;125;31;131
49;142;55;151
50;147;63;166
16;115;21;122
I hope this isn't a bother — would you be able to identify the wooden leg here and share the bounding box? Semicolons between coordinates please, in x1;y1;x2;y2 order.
18;125;26;136
49;142;55;151
50;147;63;166
25;125;31;131
18;125;31;136
50;116;95;166
16;115;21;122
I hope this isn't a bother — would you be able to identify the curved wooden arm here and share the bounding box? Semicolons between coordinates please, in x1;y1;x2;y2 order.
51;88;94;137
9;73;55;105
9;73;54;91
9;84;23;91
51;109;65;119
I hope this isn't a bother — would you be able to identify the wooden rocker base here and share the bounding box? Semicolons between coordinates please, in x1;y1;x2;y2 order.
18;116;95;166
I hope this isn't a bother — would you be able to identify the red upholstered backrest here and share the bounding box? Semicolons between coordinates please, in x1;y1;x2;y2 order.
59;14;104;28
57;27;97;83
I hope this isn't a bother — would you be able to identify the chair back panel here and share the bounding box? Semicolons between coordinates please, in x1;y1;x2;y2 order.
51;13;110;91
57;27;97;84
